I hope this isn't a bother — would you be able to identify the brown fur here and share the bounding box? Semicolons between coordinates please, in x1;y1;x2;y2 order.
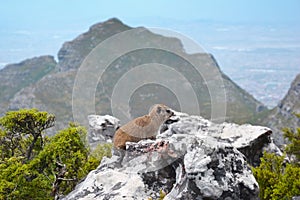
134;116;151;127
113;104;173;149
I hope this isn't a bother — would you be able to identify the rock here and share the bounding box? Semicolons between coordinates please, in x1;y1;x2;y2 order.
261;73;300;147
164;137;258;200
219;124;272;167
63;111;276;200
88;115;120;149
262;139;283;156
8;86;37;110
159;112;273;167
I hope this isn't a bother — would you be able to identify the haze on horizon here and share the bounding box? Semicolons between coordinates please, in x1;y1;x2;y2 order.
2;0;300;27
1;0;299;63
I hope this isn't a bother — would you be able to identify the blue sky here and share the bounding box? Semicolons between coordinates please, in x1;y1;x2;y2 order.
1;0;300;30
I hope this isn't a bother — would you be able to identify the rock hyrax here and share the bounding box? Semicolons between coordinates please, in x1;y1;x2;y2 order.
113;104;174;149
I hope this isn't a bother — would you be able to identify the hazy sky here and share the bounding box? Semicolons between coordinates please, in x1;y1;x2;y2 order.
2;0;300;30
1;0;300;67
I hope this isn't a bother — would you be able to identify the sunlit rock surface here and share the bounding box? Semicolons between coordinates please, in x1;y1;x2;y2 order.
65;111;278;200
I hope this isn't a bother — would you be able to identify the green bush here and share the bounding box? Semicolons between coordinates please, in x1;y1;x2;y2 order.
283;114;300;163
253;114;300;200
0;108;55;161
0;109;112;199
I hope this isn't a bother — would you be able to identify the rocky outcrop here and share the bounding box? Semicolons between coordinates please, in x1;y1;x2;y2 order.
65;111;277;200
260;73;300;146
88;115;120;149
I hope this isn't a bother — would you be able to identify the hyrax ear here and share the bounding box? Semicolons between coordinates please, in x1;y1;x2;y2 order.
156;106;162;114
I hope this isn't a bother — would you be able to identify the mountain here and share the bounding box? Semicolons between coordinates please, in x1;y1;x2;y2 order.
56;18;131;72
0;56;56;114
0;18;265;132
257;74;300;146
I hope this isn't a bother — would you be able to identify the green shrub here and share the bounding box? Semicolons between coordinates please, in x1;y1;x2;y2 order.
0;109;112;199
253;114;300;199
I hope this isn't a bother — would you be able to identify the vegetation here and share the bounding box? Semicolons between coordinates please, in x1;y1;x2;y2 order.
0;108;112;199
253;114;300;200
0;108;55;161
283;113;300;162
158;190;167;200
147;189;166;200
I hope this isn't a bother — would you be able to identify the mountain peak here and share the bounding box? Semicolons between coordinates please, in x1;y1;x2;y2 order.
1;18;266;132
57;18;131;72
89;17;130;31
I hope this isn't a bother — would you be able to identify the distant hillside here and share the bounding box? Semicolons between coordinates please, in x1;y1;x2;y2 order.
0;56;56;114
0;18;265;132
256;73;300;146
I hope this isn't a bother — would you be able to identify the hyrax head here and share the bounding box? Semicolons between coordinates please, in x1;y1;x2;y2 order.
149;104;174;122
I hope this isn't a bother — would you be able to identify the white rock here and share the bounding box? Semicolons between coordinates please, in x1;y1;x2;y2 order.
64;111;278;200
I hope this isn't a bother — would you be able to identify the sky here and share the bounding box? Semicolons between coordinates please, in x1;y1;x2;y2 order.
1;0;300;30
1;0;300;64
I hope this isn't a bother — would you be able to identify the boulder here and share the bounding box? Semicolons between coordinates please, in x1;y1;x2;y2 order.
64;111;278;200
87;115;120;149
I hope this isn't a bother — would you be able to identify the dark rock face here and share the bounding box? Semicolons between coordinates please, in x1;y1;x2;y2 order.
237;129;272;167
261;73;300;146
63;111;278;200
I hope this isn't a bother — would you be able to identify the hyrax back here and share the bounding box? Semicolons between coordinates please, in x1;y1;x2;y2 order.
113;104;174;149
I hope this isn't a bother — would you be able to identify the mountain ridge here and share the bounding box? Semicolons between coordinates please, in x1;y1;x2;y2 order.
0;18;278;135
57;18;131;72
0;55;56;114
257;73;300;145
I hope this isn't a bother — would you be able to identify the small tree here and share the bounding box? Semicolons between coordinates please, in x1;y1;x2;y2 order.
0;108;55;161
33;123;94;196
